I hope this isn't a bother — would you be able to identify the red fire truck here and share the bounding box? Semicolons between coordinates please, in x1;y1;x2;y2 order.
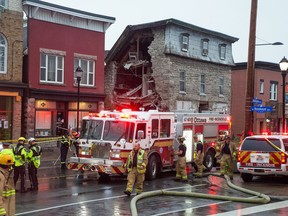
67;109;231;179
174;111;231;171
67;109;176;180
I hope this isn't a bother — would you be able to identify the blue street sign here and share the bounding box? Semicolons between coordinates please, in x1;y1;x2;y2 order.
250;106;272;113
252;98;262;105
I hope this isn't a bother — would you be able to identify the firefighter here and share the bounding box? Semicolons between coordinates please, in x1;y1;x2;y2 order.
60;134;71;169
124;143;148;196
194;140;204;178
13;137;28;193
0;151;15;215
219;135;237;180
27;138;42;191
174;136;188;182
72;132;80;157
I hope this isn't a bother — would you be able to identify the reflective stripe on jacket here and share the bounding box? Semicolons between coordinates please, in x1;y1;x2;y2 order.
28;145;42;168
0;167;15;216
13;145;27;167
126;149;147;174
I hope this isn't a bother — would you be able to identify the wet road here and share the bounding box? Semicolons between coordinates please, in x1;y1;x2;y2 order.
15;165;288;216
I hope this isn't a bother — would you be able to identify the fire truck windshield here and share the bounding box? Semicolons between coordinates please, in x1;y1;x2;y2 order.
103;121;134;142
82;120;103;140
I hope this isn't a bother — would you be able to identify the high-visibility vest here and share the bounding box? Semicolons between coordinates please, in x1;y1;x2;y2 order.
126;149;146;174
28;145;42;168
13;145;27;167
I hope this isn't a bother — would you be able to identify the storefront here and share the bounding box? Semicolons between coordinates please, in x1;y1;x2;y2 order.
33;99;98;137
0;96;13;140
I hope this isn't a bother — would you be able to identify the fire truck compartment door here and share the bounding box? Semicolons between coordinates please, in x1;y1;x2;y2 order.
203;125;218;137
183;130;193;163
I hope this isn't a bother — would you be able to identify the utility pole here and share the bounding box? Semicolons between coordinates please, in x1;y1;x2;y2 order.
244;0;258;137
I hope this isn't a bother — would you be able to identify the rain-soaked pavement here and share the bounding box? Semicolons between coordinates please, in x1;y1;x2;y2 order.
14;163;288;216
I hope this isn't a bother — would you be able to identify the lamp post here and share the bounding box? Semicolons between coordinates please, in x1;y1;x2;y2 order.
75;66;83;133
256;42;283;46
279;57;288;133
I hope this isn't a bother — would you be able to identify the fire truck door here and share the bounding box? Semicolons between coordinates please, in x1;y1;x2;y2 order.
183;130;193;163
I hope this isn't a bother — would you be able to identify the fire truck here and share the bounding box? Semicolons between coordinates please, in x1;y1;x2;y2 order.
67;109;176;180
174;111;231;171
67;109;231;180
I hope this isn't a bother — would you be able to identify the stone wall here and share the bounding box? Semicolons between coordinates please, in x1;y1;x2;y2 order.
149;28;231;112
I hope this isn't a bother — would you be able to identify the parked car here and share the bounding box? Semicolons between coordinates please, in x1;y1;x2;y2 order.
237;135;288;182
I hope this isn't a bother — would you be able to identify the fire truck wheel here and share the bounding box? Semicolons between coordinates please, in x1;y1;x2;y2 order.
240;173;253;182
204;151;215;171
146;155;159;181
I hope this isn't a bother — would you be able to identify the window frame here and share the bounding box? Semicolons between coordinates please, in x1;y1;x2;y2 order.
200;74;206;95
260;79;264;94
74;58;95;86
181;33;189;52
179;69;186;93
40;53;64;84
269;81;278;101
201;39;209;56
219;44;226;60
219;76;224;96
0;34;7;74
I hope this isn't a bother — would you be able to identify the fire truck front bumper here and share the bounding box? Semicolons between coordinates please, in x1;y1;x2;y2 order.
67;157;126;175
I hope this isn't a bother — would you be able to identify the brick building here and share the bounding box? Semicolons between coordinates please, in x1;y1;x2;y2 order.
0;0;24;140
105;19;238;113
22;0;115;138
231;61;283;137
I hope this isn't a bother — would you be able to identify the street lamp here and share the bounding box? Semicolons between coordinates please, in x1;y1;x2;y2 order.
256;42;283;46
279;57;288;133
75;66;83;133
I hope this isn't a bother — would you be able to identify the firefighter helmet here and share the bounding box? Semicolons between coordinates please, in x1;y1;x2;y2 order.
18;137;26;142
73;132;80;139
28;138;36;144
0;152;14;165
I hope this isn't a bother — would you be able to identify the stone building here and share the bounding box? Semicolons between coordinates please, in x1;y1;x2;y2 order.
0;0;24;140
105;19;238;113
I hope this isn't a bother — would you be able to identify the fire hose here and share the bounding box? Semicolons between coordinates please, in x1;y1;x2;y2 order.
130;174;270;216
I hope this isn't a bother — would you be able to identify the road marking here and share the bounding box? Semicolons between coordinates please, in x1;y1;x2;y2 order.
151;201;231;216
16;184;205;215
212;200;288;216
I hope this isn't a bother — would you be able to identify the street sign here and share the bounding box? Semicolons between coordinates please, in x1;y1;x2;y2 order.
252;98;262;105
250;106;272;113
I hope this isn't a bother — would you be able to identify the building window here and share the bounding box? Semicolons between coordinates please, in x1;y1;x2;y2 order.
179;70;186;93
0;0;7;9
201;39;209;56
35;111;52;136
181;33;189;52
40;53;64;83
260;79;264;94
270;81;278;101
0;34;7;74
219;44;226;60
219;76;224;95
200;74;205;94
74;58;95;86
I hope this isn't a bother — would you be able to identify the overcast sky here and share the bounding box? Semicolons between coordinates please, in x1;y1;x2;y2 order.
43;0;288;64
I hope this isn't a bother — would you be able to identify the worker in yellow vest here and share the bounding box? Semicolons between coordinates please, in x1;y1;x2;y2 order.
13;137;28;193
124;143;148;196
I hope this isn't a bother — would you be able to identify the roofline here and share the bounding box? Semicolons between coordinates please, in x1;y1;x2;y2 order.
22;0;115;24
105;18;238;63
232;61;280;71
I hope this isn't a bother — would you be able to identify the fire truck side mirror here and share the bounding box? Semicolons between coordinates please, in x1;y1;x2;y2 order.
137;130;144;139
120;138;126;145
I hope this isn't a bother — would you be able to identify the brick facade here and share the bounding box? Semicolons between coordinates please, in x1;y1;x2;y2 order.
0;0;24;140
